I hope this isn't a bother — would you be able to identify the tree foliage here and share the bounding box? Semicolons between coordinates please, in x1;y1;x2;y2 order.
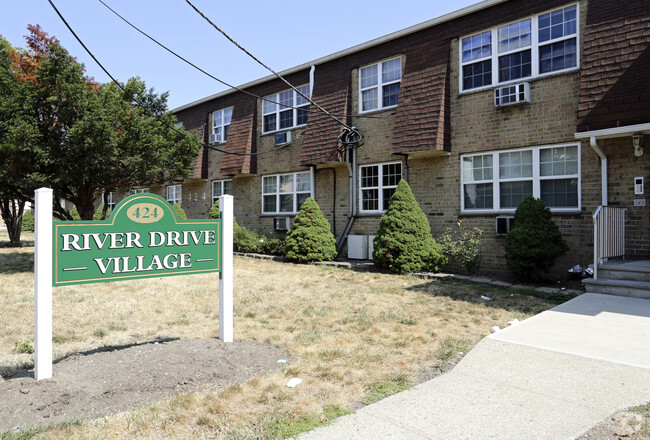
172;203;187;220
284;197;337;263
0;26;201;246
505;195;569;282
373;180;446;274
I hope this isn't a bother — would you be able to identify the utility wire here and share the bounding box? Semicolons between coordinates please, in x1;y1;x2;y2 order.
98;0;386;120
185;0;362;139
47;0;295;157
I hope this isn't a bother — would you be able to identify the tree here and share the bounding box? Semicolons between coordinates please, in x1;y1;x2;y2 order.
373;180;447;274
284;197;337;263
505;195;569;282
0;25;202;241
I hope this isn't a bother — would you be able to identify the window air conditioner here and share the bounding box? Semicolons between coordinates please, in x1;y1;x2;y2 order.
496;216;515;236
274;131;292;146
209;133;220;144
274;217;291;231
494;82;530;107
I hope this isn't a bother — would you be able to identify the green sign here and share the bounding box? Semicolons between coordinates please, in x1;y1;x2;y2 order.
53;194;221;286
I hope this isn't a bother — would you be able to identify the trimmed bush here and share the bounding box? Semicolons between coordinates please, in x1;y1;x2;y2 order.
92;203;112;220
505;195;569;282
261;237;286;256
439;220;483;275
373;180;446;274
21;210;34;232
233;223;263;253
172;203;187;220
285;197;337;263
208;200;220;219
70;206;81;220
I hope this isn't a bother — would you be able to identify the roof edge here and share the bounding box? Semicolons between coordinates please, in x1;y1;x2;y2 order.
172;0;507;113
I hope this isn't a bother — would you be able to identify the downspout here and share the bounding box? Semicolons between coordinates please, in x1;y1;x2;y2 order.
309;65;316;98
337;147;357;252
589;136;608;205
398;153;410;183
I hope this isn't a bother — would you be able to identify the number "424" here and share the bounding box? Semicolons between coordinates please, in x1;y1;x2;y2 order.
132;207;158;219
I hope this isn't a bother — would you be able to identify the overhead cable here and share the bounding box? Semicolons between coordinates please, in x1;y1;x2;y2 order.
47;0;295;157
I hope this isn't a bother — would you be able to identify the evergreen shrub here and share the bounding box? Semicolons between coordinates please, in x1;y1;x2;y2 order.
505;195;569;282
172;203;187;220
21;210;34;232
233;224;263;253
373;180;446;274
284;197;337;263
92;203;111;220
208;200;220;219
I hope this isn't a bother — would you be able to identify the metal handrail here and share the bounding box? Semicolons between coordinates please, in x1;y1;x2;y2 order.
592;205;626;279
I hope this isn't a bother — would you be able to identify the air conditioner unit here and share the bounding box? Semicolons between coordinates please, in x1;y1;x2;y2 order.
496;216;515;236
274;131;292;146
494;82;530;107
209;133;220;144
348;235;368;259
274;217;291;231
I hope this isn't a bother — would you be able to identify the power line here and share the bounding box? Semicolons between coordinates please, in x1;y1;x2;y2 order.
184;0;363;141
97;0;387;121
47;0;297;157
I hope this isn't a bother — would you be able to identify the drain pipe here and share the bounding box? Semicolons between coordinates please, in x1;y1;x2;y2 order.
337;147;357;252
590;136;608;206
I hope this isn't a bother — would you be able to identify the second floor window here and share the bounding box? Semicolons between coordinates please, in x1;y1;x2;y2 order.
262;85;310;133
460;4;578;91
212;107;233;143
359;57;402;113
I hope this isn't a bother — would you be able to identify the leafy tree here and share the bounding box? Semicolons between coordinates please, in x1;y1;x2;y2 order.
0;25;202;241
208;200;220;219
439;220;484;274
505;195;569;282
373;180;446;274
284;197;337;263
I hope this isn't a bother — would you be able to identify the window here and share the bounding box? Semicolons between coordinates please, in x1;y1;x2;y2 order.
129;188;146;195
359;162;402;213
166;184;182;206
262;85;310;133
212;179;233;204
107;191;116;210
460;4;578;91
359;57;402;113
461;144;579;212
211;107;233;143
262;172;312;214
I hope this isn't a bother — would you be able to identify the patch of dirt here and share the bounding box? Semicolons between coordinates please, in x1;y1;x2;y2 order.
0;338;289;432
577;409;649;440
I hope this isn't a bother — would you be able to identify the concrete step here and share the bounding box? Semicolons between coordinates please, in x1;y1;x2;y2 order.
598;261;650;282
583;277;650;299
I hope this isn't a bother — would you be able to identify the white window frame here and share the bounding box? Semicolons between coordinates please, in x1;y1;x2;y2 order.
129;188;146;195
166;184;182;206
211;107;233;144
359;56;402;113
106;191;116;210
262;171;313;214
460;143;581;214
262;85;310;134
459;3;579;93
359;162;403;214
212;179;233;204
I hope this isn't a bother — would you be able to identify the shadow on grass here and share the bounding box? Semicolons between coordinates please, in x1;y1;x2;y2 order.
407;278;578;315
0;252;34;274
2;336;179;380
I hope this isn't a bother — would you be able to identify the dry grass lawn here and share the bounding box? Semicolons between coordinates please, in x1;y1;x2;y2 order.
0;231;567;439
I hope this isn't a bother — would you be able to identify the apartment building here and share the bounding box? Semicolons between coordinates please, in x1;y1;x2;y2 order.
141;0;649;279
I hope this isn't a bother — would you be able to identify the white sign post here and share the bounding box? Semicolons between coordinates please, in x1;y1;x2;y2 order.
219;195;234;342
34;188;53;381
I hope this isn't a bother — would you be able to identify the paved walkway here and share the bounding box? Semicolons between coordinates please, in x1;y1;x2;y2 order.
296;293;650;440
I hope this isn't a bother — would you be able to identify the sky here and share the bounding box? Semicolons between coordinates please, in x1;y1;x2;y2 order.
2;0;480;110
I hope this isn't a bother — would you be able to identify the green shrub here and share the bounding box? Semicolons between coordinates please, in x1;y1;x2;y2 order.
208;200;220;219
172;203;187;220
439;220;483;274
92;203;112;220
285;197;337;263
233;223;263;253
373;180;446;274
70;206;81;220
505;195;569;282
261;237;286;256
21;210;34;232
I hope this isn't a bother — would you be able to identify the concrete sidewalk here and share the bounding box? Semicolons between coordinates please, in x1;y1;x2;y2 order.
297;293;650;440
